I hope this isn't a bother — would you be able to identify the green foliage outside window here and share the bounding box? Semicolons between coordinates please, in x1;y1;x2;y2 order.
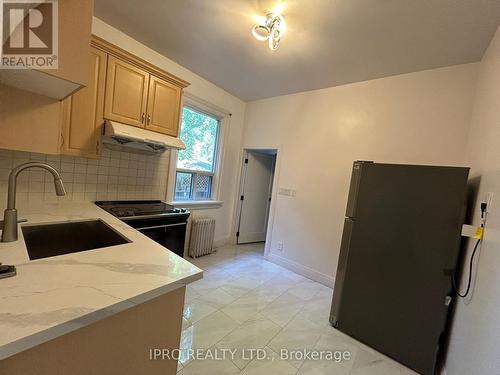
177;106;218;172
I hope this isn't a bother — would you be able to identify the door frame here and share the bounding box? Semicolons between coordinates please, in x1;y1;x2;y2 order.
232;148;279;257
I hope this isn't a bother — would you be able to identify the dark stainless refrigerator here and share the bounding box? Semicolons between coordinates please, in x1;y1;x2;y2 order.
330;161;469;375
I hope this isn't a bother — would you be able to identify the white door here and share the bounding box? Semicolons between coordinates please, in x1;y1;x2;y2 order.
237;151;275;244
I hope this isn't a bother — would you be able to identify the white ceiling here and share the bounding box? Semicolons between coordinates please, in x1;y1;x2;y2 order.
94;0;500;101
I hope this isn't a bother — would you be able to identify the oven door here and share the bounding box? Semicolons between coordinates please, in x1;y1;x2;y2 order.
125;216;188;257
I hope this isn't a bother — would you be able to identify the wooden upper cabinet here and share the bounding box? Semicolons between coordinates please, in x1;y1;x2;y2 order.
60;46;107;158
146;76;182;136
104;56;149;128
97;37;189;136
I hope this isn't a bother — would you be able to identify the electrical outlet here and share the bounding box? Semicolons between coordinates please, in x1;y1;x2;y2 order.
278;188;296;197
486;192;494;213
278;188;291;196
277;241;284;251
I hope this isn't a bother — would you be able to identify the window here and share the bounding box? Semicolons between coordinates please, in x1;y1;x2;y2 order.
174;106;220;201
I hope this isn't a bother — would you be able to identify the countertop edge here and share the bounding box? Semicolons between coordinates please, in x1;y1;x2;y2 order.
0;270;203;361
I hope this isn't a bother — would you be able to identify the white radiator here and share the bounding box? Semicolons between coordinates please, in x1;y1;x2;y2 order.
189;217;216;258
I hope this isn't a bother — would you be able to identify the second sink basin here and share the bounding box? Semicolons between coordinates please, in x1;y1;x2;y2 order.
22;219;131;260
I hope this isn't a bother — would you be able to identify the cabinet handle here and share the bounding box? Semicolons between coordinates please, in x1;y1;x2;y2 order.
95;140;99;155
60;133;65;148
141;112;145;123
147;113;151;125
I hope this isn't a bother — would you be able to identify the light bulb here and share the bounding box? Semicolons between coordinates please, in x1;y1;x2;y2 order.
277;17;285;36
252;25;270;41
268;36;280;51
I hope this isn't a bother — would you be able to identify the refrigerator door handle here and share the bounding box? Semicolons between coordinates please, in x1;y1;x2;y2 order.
345;162;363;218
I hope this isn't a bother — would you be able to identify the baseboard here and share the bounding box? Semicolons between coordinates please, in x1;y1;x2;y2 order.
265;252;335;288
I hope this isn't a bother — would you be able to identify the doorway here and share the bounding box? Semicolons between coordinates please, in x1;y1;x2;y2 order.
236;149;277;246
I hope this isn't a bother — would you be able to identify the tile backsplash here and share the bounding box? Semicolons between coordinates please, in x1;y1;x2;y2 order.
0;147;171;207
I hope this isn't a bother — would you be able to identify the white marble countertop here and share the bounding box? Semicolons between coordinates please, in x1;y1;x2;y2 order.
0;201;203;360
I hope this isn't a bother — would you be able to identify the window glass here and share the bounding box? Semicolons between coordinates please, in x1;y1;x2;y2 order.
174;172;193;200
174;106;220;201
177;107;218;172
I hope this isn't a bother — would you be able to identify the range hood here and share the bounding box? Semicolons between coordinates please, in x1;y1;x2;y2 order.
102;121;185;153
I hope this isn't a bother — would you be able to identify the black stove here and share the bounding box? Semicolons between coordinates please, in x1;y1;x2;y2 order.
95;200;188;219
95;200;190;258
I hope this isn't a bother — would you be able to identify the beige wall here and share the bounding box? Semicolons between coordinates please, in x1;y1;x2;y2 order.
92;18;246;247
242;63;478;285
446;27;500;375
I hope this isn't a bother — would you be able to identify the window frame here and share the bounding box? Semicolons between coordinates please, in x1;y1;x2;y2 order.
166;94;229;209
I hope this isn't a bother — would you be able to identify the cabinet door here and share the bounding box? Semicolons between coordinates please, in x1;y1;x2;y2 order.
104;56;149;128
60;47;107;158
145;75;182;136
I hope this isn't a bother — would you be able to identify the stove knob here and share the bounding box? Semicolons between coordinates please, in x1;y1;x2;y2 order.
172;208;181;213
180;208;187;213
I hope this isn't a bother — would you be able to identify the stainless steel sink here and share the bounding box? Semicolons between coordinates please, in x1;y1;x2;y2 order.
22;219;131;260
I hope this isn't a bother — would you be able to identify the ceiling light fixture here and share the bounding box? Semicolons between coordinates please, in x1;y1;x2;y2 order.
252;13;285;51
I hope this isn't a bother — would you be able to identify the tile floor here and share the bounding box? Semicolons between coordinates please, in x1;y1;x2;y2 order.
179;243;418;375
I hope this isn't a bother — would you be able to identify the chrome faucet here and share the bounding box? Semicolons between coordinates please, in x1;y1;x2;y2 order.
1;162;66;242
